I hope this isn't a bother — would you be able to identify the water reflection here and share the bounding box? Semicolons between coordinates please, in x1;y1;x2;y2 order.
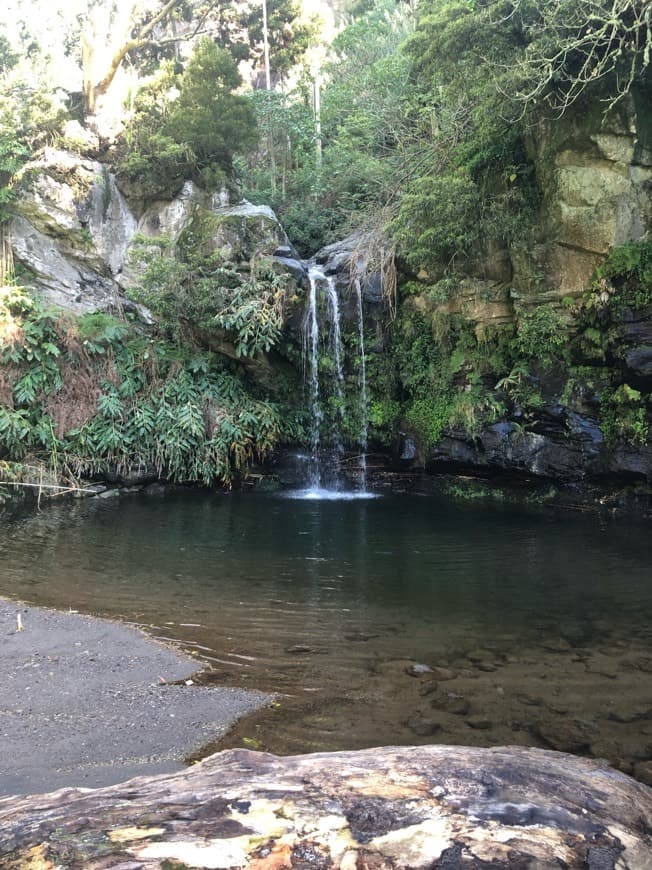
1;490;650;689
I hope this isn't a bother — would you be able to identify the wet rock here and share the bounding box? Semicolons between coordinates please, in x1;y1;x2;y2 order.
430;692;471;716
466;717;493;730
285;645;327;655
400;435;418;461
590;739;624;765
272;254;309;286
626;346;652;380
430;666;456;681
418;681;440;697
536;718;599;753
621;655;652;673
82;484;107;495
541;637;573;653
97;488;120;499
585;656;620;679
407;717;443;737
516;694;544;708
144;482;167;496
466;649;494;664
106;465;158;486
405;663;433;677
607;708;652;724
633;760;652;786
476;661;498;672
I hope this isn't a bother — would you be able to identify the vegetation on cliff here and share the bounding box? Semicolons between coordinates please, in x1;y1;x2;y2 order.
0;0;650;489
0;285;302;488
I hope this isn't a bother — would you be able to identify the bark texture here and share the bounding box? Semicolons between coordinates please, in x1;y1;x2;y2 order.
1;744;651;869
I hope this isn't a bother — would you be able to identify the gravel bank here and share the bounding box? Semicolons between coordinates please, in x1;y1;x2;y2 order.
0;599;271;796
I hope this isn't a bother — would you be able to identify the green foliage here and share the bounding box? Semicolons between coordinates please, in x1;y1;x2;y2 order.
404;396;452;448
391;173;481;271
241;0;319;80
372;302;518;449
369;398;400;429
130;234;289;357
600;384;649;447
118;41;257;198
514;304;568;363
241;0;415;255
594;241;652;309
575;242;652;363
0;138;28;221
0;286;292;486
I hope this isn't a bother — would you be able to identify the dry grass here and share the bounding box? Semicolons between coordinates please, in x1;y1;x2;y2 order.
348;217;397;321
43;358;111;438
0;365;18;408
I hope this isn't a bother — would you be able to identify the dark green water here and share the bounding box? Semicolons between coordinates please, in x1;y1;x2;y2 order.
1;489;651;761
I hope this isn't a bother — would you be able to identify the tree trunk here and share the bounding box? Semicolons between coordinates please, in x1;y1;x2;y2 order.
0;222;13;285
1;745;651;868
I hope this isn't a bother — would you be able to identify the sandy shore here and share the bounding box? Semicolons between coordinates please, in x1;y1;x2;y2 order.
0;599;271;796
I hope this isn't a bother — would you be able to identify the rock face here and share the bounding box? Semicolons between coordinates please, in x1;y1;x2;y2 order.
516;95;652;300
1;745;651;868
429;412;652;483
10;149;298;315
393;93;652;488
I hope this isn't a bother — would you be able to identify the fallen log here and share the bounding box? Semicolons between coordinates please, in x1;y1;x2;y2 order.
1;745;651;868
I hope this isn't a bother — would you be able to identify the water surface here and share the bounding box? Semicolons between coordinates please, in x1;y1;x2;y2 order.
2;489;651;765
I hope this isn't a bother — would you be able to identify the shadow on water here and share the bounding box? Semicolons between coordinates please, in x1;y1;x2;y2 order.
1;488;651;773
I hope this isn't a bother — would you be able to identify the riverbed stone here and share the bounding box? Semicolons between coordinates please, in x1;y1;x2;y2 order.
430;666;456;681
607;708;652;724
466;716;493;730
466;649;496;665
476;661;498;672
633;760;652;786
405;662;433;677
97;488;120;499
430;692;471;716
418;680;440;696
406;717;443;736
536;717;599;753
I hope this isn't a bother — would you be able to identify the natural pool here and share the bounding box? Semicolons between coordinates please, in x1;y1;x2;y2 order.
1;488;651;776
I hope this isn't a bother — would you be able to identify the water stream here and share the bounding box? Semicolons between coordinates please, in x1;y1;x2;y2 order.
325;276;345;456
306;266;323;490
354;276;368;489
298;266;371;499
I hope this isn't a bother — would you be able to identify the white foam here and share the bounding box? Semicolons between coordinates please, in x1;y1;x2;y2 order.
281;487;379;501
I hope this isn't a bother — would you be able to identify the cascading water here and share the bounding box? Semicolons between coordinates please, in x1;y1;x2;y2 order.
354;276;369;490
287;266;377;500
325;276;345;455
306;266;322;489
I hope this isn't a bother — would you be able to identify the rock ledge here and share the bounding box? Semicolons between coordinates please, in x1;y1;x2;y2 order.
1;744;651;868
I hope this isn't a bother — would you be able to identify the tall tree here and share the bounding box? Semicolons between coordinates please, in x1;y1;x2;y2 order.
81;0;186;117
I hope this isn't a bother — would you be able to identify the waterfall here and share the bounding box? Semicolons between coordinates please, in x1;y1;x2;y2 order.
325;276;345;455
306;266;323;488
354;277;368;488
291;266;376;500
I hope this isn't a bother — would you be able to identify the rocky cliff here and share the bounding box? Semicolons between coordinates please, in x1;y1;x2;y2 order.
10;148;300;316
364;93;652;496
